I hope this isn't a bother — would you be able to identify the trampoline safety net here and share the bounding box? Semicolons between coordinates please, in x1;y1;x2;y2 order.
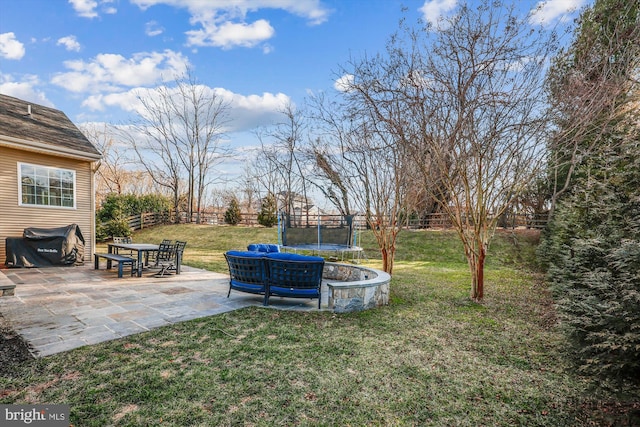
280;214;354;247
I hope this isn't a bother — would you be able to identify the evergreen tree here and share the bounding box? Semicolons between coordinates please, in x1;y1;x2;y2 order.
257;193;277;228
224;197;242;225
540;0;640;386
544;140;640;385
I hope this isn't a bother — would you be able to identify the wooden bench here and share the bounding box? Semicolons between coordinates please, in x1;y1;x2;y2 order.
94;253;136;278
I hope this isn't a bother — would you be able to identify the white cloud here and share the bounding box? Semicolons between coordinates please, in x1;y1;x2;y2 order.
51;49;190;93
82;91;140;112
69;0;117;18
0;32;26;60
132;0;330;24
68;0;98;18
419;0;457;29
130;0;331;49
82;85;291;133
145;21;164;37
529;0;586;26
102;0;117;14
334;74;354;92
497;56;546;73
57;35;81;52
0;73;53;107
186;19;275;49
222;91;292;132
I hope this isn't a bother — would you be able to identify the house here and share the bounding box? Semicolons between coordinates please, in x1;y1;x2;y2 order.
0;94;102;266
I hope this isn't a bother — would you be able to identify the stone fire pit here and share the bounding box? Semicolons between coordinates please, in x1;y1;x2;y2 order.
322;262;390;313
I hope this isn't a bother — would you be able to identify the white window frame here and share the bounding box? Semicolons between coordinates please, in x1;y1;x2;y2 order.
18;162;77;209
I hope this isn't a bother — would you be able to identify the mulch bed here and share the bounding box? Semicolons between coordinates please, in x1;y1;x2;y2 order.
0;314;34;376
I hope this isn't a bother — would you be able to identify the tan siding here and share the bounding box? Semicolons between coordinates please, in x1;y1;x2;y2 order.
0;146;96;266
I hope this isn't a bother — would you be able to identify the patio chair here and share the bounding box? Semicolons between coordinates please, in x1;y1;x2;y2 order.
112;236;133;256
153;240;175;267
154;240;187;277
148;239;172;264
174;240;187;274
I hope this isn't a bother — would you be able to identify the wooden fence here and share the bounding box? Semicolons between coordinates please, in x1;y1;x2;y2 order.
404;213;548;230
106;211;547;233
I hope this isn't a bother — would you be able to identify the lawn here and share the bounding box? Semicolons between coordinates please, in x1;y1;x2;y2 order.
2;225;637;426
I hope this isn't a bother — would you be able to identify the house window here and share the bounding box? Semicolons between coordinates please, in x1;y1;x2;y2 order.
18;163;76;208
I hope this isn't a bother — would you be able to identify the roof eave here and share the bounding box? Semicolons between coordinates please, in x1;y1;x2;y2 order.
0;134;102;162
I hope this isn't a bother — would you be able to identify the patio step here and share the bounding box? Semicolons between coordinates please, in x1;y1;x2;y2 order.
0;270;16;296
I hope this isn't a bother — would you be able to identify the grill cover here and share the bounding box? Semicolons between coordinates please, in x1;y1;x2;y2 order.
5;224;85;267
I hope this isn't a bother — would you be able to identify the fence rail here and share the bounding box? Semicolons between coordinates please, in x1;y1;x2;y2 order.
404;213;548;230
100;211;547;234
126;212;172;231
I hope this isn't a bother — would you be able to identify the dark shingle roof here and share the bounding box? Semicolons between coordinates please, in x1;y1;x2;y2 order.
0;94;101;159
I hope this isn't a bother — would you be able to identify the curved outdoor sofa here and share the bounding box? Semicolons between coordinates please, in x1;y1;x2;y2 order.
224;251;325;308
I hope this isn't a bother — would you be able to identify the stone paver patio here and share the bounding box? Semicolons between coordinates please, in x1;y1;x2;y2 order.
0;264;326;357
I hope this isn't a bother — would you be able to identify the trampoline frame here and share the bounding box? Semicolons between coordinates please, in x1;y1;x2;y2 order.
277;212;363;261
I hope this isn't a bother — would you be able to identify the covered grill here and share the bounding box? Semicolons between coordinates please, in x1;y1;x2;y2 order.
5;224;85;267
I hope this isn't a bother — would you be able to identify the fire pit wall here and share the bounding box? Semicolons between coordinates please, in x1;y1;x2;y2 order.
323;262;390;313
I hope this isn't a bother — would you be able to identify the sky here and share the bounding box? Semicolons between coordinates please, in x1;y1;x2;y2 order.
0;0;588;201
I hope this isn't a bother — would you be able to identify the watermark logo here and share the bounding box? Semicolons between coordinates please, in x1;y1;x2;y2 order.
36;248;58;253
0;405;69;426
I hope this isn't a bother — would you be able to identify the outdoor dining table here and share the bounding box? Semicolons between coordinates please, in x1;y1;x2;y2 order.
107;243;160;277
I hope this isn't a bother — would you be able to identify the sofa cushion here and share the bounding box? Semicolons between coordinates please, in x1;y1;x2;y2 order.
230;280;266;293
247;243;280;253
226;250;266;258
269;285;319;297
265;252;324;262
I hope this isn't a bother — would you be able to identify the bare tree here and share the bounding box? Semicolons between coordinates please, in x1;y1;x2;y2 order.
307;140;352;217
338;1;556;299
413;2;554;301
310;92;410;273
80;122;135;204
545;0;640;217
249;151;282;208
129;69;231;223
305;93;353;216
129;111;183;220
352;125;411;274
240;165;259;214
256;102;312;226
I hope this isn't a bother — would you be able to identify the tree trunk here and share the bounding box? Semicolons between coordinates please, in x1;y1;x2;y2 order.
469;245;486;302
381;247;395;274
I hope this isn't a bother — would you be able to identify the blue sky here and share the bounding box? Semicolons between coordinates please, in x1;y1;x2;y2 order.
1;0;587;190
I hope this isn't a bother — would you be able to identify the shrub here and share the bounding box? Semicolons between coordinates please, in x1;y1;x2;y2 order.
95;220;109;242
224;198;242;225
257;194;277;228
106;218;131;239
97;193;171;222
96;193;172;239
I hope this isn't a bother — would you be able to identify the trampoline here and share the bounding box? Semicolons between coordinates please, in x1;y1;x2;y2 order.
278;213;364;261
